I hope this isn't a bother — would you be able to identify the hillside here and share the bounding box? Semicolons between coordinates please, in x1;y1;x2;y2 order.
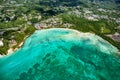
0;0;120;55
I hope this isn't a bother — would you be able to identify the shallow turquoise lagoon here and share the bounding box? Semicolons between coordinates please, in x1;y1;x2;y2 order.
0;28;120;80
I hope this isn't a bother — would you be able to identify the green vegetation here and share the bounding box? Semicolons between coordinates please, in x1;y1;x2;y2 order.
61;14;118;33
0;40;9;55
0;0;119;55
0;26;36;54
0;19;25;29
60;14;120;49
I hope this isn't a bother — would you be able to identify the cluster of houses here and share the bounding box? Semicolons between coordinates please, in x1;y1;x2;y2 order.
34;16;74;30
34;17;62;29
67;7;120;24
107;32;120;42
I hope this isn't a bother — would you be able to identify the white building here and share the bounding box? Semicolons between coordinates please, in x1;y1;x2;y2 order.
0;40;4;47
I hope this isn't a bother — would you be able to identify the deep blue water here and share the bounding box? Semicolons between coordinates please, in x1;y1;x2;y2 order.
0;28;120;80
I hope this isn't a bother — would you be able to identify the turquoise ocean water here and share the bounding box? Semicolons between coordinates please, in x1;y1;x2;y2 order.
0;28;120;80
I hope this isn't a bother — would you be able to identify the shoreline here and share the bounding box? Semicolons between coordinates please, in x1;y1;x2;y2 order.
0;35;29;58
0;28;120;57
8;35;29;54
